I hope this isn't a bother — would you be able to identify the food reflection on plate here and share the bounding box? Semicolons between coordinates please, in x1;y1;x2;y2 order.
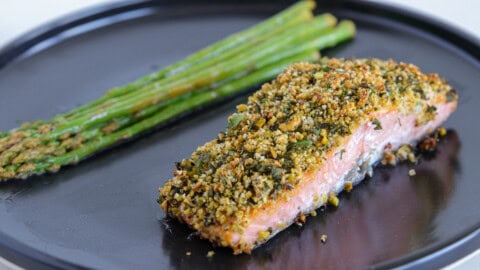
161;130;460;270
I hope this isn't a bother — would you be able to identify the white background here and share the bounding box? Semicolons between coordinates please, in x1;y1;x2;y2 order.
0;0;479;47
0;0;478;269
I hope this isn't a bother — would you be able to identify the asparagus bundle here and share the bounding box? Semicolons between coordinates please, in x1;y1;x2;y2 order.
0;0;356;181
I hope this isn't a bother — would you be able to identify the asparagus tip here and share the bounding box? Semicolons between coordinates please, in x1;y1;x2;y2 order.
323;13;338;27
306;0;316;10
339;20;357;35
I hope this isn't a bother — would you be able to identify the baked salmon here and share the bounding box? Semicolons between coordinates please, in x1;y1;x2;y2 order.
158;58;458;254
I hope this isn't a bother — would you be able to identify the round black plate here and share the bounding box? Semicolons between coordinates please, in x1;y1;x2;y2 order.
0;1;479;269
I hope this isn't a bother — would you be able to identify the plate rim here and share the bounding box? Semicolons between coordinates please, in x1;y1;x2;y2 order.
0;0;478;269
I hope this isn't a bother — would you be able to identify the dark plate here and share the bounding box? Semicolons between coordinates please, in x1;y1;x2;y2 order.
0;1;479;269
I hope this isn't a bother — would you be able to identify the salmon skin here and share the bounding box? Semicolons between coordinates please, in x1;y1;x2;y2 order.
158;58;458;254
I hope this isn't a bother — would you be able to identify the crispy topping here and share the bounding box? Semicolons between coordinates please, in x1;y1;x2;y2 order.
257;230;271;242
419;137;437;152
344;182;353;192
206;250;215;258
320;234;328;243
158;58;457;234
438;127;447;137
382;127;447;166
327;192;339;207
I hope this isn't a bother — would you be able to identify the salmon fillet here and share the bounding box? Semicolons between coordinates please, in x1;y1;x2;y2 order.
158;58;458;254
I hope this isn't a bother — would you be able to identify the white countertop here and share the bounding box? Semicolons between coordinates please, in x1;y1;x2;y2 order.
0;0;478;269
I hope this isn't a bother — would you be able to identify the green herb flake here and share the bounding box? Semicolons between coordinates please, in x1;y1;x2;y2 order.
446;89;457;102
271;167;283;181
198;152;211;169
293;139;312;149
372;118;382;130
386;87;393;96
413;88;427;100
426;105;437;113
228;114;244;129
